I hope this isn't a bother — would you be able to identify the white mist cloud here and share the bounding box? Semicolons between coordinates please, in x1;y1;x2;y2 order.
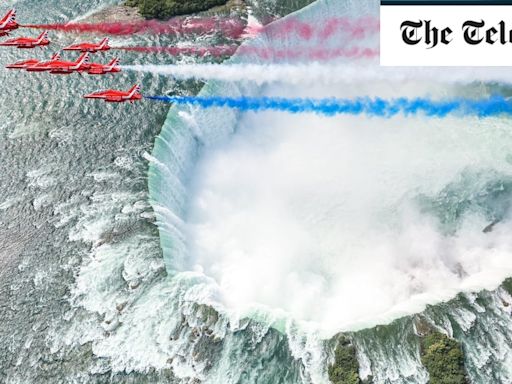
185;80;512;336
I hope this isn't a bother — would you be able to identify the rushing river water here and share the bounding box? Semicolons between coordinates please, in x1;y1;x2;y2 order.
2;0;512;383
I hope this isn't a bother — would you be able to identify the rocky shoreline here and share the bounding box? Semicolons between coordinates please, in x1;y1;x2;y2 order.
82;5;144;24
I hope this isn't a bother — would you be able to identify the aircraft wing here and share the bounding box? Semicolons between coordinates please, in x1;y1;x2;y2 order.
0;18;10;29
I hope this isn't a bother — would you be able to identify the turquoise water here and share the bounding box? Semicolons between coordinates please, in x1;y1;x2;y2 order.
2;0;512;383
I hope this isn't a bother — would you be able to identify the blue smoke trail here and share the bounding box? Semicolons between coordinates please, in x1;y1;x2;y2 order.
145;95;512;118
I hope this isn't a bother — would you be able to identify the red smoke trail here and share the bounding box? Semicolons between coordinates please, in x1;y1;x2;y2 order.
22;18;247;38
21;16;379;41
318;17;379;39
115;45;379;60
250;16;380;40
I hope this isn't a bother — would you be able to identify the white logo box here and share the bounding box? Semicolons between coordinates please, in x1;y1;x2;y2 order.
380;1;512;66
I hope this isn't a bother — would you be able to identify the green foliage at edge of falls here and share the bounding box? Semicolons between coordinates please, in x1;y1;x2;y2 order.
501;278;512;296
420;332;468;384
328;314;474;384
328;336;362;384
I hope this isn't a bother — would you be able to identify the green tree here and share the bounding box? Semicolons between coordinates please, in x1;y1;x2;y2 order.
126;0;229;19
420;332;467;384
328;336;361;384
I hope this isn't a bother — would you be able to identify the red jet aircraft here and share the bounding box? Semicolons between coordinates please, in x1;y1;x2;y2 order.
0;31;50;49
6;52;60;69
63;37;110;53
86;58;121;75
26;52;90;74
84;84;142;103
0;9;18;37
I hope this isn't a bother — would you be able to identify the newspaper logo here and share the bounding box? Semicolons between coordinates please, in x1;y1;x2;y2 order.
381;1;512;66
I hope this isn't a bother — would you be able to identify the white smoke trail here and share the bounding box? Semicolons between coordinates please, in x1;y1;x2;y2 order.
123;63;512;86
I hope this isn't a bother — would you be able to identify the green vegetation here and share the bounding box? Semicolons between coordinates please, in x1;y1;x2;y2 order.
420;332;467;384
126;0;229;19
328;336;361;384
502;277;512;296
